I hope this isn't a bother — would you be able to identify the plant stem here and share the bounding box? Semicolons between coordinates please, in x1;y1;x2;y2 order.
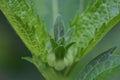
32;56;69;80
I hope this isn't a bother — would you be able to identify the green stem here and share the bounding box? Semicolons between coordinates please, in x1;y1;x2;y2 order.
31;56;69;80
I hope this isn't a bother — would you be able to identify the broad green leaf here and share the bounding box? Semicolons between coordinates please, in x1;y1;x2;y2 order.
78;47;120;80
71;0;120;61
67;1;120;78
0;0;49;62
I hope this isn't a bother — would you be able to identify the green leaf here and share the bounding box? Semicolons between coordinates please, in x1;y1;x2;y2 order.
77;47;120;80
22;57;33;63
71;0;120;61
65;42;75;51
0;0;49;62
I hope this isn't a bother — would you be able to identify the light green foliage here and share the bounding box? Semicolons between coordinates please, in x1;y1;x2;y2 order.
0;0;49;62
71;0;120;61
0;0;120;80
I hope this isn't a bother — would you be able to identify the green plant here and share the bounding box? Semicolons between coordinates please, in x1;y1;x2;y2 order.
0;0;120;80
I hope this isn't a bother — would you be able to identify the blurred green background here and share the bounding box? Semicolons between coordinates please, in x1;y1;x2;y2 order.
0;0;120;80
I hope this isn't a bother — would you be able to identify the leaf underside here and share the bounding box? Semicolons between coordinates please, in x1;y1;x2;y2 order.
78;47;120;80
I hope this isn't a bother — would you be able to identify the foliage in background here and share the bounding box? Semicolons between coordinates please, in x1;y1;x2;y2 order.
0;0;120;80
